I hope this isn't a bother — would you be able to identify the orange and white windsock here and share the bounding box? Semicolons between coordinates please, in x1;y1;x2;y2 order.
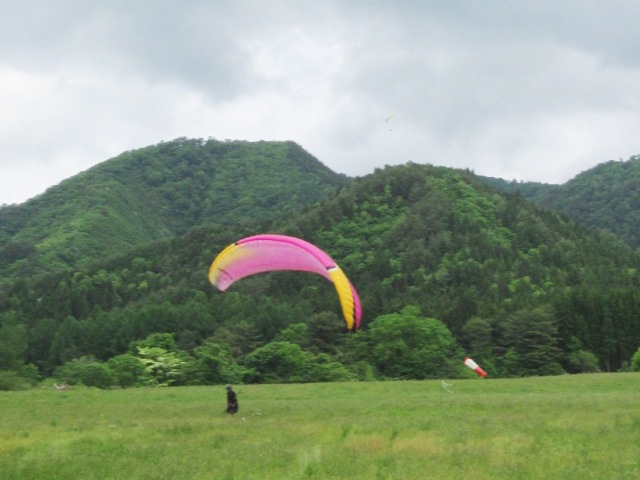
464;357;487;378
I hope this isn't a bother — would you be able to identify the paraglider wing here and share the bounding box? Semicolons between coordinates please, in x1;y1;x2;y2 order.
327;265;362;331
208;234;361;330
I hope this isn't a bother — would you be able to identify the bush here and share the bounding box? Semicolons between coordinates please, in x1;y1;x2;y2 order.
0;370;32;391
54;356;115;389
306;354;355;382
567;350;600;373
631;348;640;371
107;354;150;387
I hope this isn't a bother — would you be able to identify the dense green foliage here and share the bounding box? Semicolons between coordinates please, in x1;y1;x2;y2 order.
2;143;640;389
0;138;349;281
482;154;640;249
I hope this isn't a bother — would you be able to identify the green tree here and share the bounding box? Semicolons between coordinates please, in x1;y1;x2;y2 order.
129;333;178;355
462;316;497;376
243;341;314;383
565;337;600;373
368;306;464;379
334;331;376;381
48;316;90;365
192;342;246;385
501;307;564;376
208;321;263;360
630;347;640;371
107;353;150;387
0;315;39;390
306;312;345;354
274;323;311;349
0;317;28;371
462;316;494;358
136;346;192;386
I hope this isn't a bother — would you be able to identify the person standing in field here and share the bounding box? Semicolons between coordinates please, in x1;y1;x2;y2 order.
226;384;238;414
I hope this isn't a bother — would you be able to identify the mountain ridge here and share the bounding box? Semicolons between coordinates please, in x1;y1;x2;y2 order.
0;138;350;280
480;154;640;248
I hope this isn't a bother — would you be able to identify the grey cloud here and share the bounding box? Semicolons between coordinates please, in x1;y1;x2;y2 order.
2;0;640;204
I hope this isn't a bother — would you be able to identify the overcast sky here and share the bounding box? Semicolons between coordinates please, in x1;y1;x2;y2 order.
2;1;640;205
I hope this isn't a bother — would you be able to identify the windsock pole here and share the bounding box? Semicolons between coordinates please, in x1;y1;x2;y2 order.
464;357;487;378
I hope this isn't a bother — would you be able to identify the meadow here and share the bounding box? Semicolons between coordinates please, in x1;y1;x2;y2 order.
1;373;639;479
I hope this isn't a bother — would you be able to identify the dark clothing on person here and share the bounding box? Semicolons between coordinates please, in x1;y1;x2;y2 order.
226;387;238;414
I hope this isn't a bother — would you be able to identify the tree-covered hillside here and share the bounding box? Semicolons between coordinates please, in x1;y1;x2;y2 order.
482;154;640;249
2;162;640;389
0;138;350;282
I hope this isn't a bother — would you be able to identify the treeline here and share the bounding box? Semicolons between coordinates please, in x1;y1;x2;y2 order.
2;163;640;389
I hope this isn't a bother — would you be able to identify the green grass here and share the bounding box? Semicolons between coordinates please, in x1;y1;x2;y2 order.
1;373;639;479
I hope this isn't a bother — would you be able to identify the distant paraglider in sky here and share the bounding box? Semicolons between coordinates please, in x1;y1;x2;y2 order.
385;114;397;131
208;234;362;331
464;357;487;378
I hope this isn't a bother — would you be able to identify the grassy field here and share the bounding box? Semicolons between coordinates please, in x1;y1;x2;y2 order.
1;373;639;479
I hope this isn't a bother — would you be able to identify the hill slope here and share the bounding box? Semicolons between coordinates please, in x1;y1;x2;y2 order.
481;154;640;249
3;162;640;379
0;138;350;280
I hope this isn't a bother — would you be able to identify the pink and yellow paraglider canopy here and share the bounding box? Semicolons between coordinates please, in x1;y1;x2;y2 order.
208;234;362;330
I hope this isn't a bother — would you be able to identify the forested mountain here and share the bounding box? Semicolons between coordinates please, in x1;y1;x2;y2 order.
0;138;350;282
481;154;640;249
2;158;640;389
